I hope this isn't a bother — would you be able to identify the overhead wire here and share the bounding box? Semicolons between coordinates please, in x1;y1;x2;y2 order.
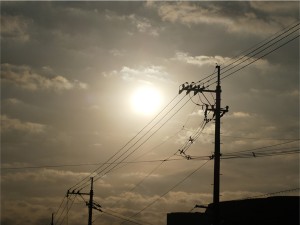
51;95;199;223
220;22;300;73
78;95;192;191
205;27;300;87
55;195;77;225
186;140;299;160
223;139;299;155
243;187;300;200
69;93;189;190
219;33;299;83
100;208;154;225
121;160;211;224
93;101;209;224
190;21;299;88
70;93;185;191
219;20;300;69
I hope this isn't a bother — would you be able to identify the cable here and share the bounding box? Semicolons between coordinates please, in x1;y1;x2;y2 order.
221;22;299;74
89;95;190;188
244;187;300;200
221;149;299;160
92;102;209;223
122;160;210;224
1;158;186;170
56;195;77;225
100;208;154;225
78;95;191;190
224;140;299;155
70;94;184;191
219;34;300;83
54;197;68;225
191;21;299;88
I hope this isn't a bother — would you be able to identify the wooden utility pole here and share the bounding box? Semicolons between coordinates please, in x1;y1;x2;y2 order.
88;177;94;225
51;213;54;225
67;177;95;225
178;65;228;225
213;65;221;225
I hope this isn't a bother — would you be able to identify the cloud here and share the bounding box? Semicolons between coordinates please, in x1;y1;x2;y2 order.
109;49;127;56
173;52;231;67
0;14;30;42
105;10;161;37
154;2;296;36
1;114;46;134
250;1;299;14
231;112;252;118
1;63;87;91
4;98;23;105
128;14;161;37
172;52;274;75
103;65;173;84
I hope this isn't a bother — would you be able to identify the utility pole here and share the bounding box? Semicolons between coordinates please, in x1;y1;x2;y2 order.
178;65;228;225
213;65;221;225
67;177;96;225
51;213;54;225
88;177;94;225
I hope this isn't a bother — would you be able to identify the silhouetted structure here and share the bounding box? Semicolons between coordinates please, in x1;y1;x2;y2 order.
167;196;299;225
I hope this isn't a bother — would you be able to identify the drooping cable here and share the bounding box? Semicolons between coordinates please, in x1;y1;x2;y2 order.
69;94;183;191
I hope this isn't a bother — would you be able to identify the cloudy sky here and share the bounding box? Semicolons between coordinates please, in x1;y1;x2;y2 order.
1;1;299;225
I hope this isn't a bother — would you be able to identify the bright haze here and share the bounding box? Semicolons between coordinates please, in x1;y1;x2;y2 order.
1;2;299;225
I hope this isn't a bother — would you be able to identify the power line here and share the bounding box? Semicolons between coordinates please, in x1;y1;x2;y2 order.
100;208;154;225
55;195;77;225
1;158;186;170
243;187;300;200
224;140;299;155
219;34;299;84
78;96;191;191
220;22;299;75
90;96;192;189
69;94;185;191
121;160;210;224
186;21;298;87
184;21;299;90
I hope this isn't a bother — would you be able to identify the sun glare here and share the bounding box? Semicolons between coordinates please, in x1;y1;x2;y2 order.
130;86;162;116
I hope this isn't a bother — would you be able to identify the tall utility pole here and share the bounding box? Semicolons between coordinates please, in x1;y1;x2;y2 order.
88;177;94;225
51;213;54;225
213;65;221;225
178;65;228;225
67;177;95;225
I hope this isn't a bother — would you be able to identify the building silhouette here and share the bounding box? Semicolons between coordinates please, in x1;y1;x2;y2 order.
167;196;299;225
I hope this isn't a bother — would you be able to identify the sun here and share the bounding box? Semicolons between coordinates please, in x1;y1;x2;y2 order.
130;86;162;116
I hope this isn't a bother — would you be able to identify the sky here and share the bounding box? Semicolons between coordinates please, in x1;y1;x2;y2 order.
1;1;299;225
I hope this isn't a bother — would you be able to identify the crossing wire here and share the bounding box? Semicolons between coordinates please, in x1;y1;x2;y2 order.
186;140;299;160
55;195;77;225
243;187;300;200
85;95;192;190
74;94;190;191
69;93;184;191
121;160;211;225
91;100;208;223
51;97;195;223
206;29;299;87
93;207;155;225
193;21;300;87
